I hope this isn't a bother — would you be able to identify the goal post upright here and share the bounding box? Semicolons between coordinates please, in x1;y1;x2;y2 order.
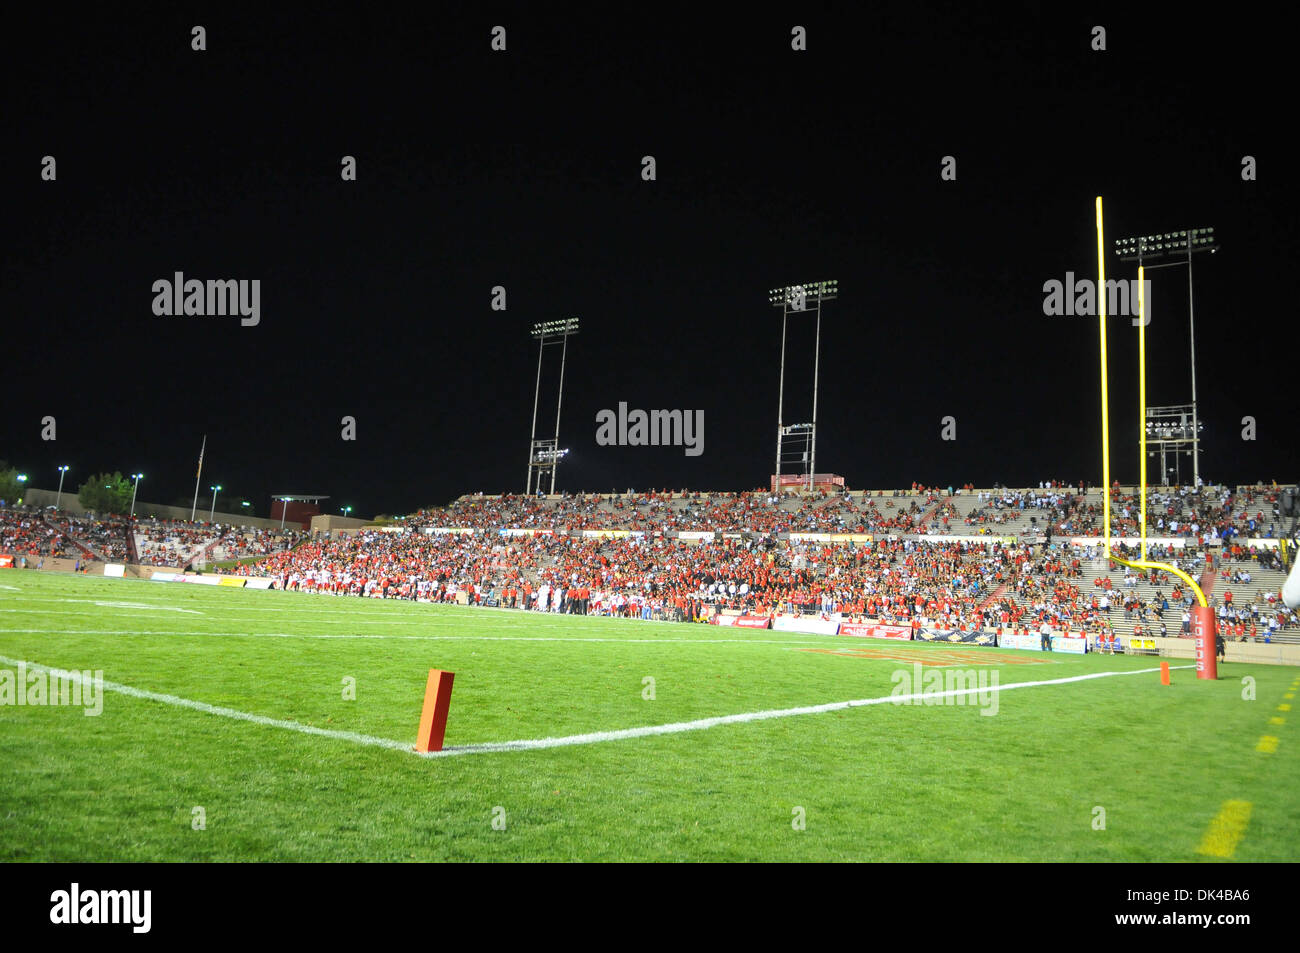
1095;196;1216;678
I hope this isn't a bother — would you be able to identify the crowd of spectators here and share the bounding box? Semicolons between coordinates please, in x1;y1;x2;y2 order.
0;507;73;558
134;519;302;566
42;513;130;562
230;517;1299;638
5;483;1295;639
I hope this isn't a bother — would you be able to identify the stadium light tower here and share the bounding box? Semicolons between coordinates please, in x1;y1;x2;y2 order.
768;280;838;493
526;318;580;496
209;484;222;522
1114;227;1216;487
129;473;144;519
55;465;70;509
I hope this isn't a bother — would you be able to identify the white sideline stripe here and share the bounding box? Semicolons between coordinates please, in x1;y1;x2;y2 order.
0;654;1192;760
0;654;413;754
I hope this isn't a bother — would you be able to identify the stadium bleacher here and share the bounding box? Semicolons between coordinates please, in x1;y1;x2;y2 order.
6;484;1295;643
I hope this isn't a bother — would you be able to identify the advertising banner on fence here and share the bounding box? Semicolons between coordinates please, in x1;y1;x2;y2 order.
180;574;221;586
736;615;774;629
1052;636;1088;654
999;632;1088;653
712;614;736;627
839;622;911;640
772;614;839;635
676;531;716;541
998;634;1040;650
581;530;631;538
829;534;874;544
218;577;247;588
103;564;125;578
0;556;15;569
150;572;177;582
999;633;1040;651
243;578;276;590
916;628;996;646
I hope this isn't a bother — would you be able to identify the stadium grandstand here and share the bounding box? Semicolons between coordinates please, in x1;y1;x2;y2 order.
4;481;1296;649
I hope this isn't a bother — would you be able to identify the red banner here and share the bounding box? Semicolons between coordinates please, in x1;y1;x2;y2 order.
840;622;911;640
735;615;772;629
0;556;13;569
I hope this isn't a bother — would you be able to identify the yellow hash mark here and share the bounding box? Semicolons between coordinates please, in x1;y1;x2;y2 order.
1270;716;1285;726
1196;800;1252;859
1279;704;1293;712
1286;693;1296;700
1256;736;1279;753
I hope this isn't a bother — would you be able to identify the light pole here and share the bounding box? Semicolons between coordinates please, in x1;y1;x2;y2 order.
15;474;27;506
129;473;144;519
768;280;838;492
1115;228;1216;487
341;506;353;517
527;318;580;495
55;466;70;509
209;484;222;522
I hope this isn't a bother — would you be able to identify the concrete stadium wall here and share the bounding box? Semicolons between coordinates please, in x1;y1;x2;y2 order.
1143;636;1300;666
0;555;101;573
310;515;371;534
19;487;297;531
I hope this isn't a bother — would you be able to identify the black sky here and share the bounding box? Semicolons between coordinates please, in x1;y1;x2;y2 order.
4;6;1294;516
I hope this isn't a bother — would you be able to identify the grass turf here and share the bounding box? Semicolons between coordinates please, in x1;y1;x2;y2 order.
1;571;1297;861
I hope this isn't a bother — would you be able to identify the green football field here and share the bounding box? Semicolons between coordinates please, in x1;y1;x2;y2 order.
1;571;1297;862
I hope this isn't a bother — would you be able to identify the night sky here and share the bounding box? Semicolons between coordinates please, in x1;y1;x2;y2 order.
5;7;1295;517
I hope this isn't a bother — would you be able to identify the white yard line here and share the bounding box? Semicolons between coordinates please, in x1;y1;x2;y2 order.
0;654;1191;760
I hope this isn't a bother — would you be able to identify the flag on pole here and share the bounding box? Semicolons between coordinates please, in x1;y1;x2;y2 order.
191;435;206;522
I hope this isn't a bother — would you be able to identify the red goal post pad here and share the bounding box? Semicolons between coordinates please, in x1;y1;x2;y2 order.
415;669;455;752
1191;606;1218;681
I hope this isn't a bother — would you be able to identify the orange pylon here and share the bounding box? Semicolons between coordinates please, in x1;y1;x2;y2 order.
415;669;455;752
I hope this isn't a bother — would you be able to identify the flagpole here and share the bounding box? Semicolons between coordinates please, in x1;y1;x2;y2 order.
190;435;206;521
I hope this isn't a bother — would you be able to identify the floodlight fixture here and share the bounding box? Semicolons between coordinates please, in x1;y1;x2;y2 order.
531;318;581;338
767;279;839;307
1114;227;1216;262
